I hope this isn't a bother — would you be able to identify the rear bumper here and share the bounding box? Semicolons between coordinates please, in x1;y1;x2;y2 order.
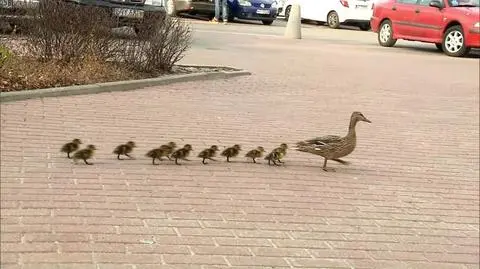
338;7;372;23
466;29;480;48
235;6;277;21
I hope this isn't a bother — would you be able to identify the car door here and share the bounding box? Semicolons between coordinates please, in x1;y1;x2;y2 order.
390;0;421;38
299;0;316;20
411;0;445;41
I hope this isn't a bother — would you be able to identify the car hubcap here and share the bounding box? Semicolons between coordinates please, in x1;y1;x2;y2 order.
328;13;338;26
379;24;391;43
445;30;463;53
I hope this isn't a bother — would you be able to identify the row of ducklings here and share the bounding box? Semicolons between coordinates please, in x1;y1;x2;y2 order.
61;139;288;166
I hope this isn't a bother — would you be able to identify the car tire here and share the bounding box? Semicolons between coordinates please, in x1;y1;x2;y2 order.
377;19;397;47
262;20;274;25
359;23;371;31
435;43;443;51
165;0;178;17
327;11;340;29
442;25;470;57
284;5;291;21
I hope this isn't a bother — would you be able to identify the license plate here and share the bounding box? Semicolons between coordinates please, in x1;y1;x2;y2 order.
113;8;144;19
256;9;270;14
0;0;13;8
355;4;368;8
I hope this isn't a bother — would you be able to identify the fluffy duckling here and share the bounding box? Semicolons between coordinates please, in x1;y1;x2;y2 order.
272;143;288;164
264;151;281;166
221;144;241;162
171;144;193;165
60;138;82;159
145;147;166;165
159;141;177;161
198;145;219;165
73;144;97;165
113;141;136;160
245;146;265;163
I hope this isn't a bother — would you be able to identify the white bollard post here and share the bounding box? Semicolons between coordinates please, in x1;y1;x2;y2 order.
284;4;301;39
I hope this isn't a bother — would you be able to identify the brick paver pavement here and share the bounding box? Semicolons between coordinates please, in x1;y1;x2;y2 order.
1;24;479;269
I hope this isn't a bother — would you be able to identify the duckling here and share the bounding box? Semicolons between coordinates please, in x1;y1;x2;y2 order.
171;144;193;165
159;141;177;161
60;138;82;159
113;141;136;160
292;111;371;172
264;151;281;166
221;144;241;162
272;143;288;164
245;146;265;163
145;147;166;165
72;144;97;165
198;145;219;165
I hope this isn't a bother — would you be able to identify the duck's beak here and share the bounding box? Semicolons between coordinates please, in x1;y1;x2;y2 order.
363;117;372;123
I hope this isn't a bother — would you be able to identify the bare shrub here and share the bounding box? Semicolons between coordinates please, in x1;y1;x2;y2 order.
1;53;144;91
19;0;124;62
123;16;192;73
1;0;193;91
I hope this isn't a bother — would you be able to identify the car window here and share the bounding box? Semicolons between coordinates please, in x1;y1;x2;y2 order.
397;0;418;4
448;0;479;6
417;0;432;5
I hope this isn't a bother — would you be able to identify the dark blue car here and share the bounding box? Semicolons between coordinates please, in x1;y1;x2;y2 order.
166;0;278;25
227;0;278;25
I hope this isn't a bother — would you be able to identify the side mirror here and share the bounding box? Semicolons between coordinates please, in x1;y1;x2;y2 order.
429;0;443;8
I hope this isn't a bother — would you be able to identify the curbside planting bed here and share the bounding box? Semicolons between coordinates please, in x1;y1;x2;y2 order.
0;65;251;103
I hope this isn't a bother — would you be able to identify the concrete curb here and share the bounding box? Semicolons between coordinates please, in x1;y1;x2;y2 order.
0;68;252;103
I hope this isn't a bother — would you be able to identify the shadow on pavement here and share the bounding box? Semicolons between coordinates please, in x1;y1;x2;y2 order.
394;45;480;59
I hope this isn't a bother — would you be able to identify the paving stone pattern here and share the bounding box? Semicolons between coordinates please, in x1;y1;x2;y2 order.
1;28;479;268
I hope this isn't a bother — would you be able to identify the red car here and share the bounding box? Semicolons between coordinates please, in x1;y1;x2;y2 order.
370;0;480;57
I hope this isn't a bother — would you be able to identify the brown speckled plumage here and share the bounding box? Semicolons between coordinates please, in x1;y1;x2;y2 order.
73;144;97;165
245;146;265;163
113;141;136;160
159;142;177;160
293;112;371;171
171;144;193;165
221;144;241;162
60;138;82;159
198;145;219;164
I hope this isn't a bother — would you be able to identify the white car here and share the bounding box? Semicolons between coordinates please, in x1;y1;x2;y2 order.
278;0;374;30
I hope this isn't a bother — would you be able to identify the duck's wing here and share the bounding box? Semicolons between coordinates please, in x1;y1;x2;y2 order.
305;135;343;145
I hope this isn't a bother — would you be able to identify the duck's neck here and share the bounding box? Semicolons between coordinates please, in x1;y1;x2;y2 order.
347;118;358;138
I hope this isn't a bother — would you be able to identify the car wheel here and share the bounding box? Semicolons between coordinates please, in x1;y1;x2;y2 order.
359;23;370;31
442;25;470;57
165;0;178;17
327;11;340;29
284;5;291;21
262;20;274;25
435;43;443;51
377;19;397;47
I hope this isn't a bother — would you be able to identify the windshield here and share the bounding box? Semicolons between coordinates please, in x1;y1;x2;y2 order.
448;0;480;7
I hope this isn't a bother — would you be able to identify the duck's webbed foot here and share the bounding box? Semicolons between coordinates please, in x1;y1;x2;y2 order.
332;158;349;165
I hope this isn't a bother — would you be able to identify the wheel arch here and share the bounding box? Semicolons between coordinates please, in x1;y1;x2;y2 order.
443;20;462;34
327;9;337;21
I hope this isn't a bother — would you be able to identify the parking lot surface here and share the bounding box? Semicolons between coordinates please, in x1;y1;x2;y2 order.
1;18;479;269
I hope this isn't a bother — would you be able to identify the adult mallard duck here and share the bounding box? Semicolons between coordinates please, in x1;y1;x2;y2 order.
293;112;371;172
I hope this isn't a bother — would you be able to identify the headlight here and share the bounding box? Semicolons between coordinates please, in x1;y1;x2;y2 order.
238;0;252;6
474;22;480;27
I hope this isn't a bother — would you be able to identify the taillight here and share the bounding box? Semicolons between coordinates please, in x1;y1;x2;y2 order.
340;0;349;7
